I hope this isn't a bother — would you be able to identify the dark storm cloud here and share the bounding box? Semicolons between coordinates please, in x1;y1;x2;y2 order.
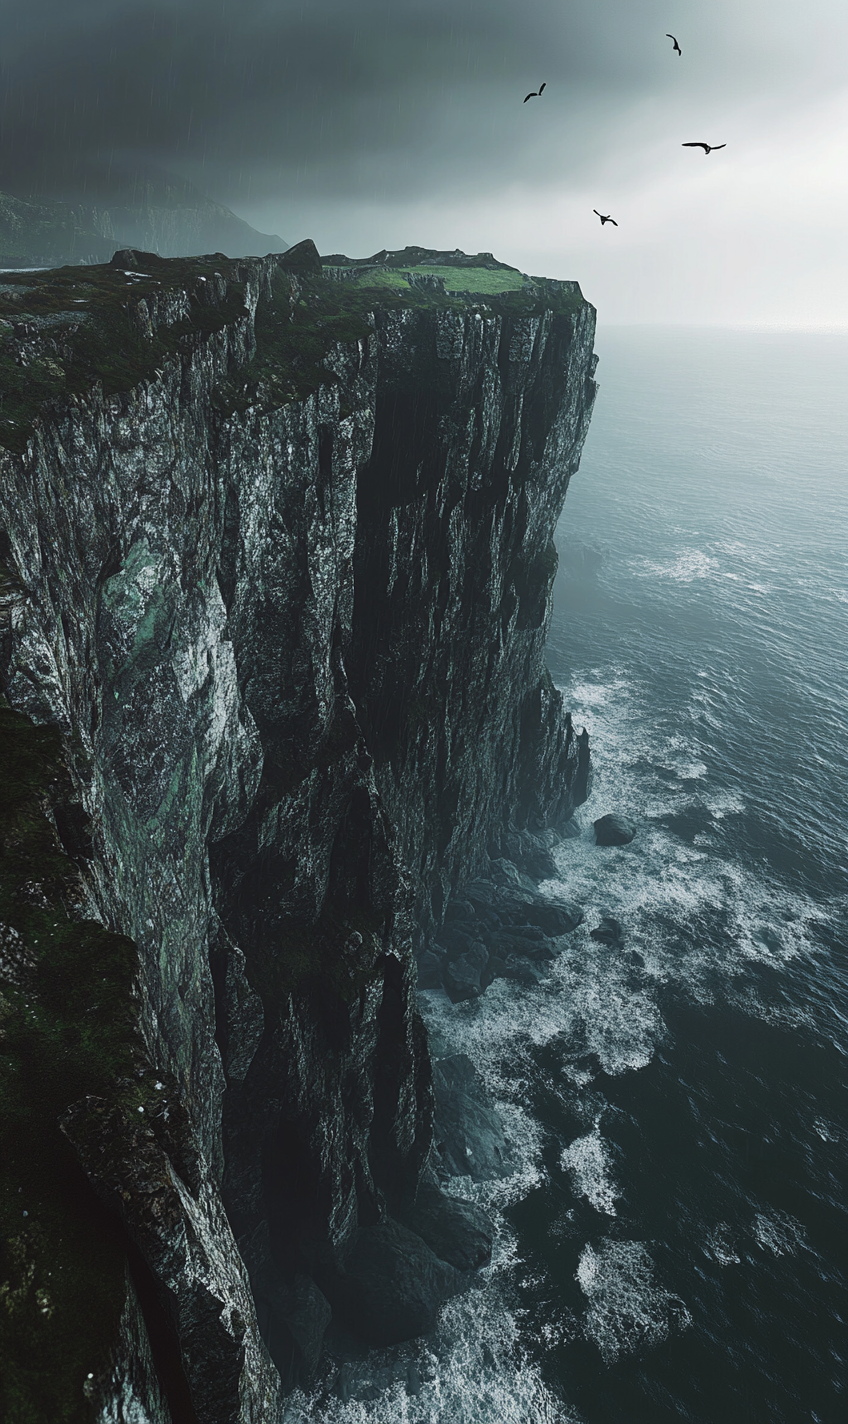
0;0;844;207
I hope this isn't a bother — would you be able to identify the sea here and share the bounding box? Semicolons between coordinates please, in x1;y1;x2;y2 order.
287;327;847;1424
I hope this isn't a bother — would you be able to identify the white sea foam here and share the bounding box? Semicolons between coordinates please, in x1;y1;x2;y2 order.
560;1130;620;1215
703;1224;741;1266
630;549;717;582
543;670;836;1024
751;1210;808;1257
576;1241;691;1363
282;1279;583;1423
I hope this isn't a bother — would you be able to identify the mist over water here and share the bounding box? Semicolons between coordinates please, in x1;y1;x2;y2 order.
288;328;847;1422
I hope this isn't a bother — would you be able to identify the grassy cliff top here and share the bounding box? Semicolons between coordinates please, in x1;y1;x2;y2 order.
0;240;587;453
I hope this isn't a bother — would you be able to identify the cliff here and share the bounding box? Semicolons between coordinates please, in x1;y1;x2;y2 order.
0;240;597;1421
0;184;287;270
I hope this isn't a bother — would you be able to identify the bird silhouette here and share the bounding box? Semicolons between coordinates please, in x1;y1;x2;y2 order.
666;34;682;56
523;83;547;102
682;142;726;154
593;210;618;226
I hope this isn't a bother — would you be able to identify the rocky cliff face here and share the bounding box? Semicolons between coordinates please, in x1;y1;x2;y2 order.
0;241;596;1421
0;184;287;269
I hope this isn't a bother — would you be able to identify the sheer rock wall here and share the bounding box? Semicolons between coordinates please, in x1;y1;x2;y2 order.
0;247;596;1419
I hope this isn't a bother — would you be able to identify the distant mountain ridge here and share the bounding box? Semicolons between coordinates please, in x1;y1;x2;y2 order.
0;180;287;268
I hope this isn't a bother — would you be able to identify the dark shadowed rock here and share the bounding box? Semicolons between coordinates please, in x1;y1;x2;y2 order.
458;890;504;930
444;898;476;924
443;943;489;1001
594;813;637;846
522;898;583;935
439;923;487;959
488;928;559;962
494;830;559;881
465;882;582;937
415;948;446;989
321;1219;464;1345
401;1181;494;1272
259;1273;331;1386
499;956;547;986
278;237;323;273
590;915;625;947
431;1055;513;1180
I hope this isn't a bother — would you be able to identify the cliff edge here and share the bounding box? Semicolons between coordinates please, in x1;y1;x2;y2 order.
0;239;597;1420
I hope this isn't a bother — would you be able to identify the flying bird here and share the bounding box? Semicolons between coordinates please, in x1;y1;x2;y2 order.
593;210;618;226
524;83;547;102
666;34;682;56
682;142;726;154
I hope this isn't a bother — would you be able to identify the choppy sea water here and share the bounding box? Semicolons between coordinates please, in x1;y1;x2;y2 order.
287;328;847;1423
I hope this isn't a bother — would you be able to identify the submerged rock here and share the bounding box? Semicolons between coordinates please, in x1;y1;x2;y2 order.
594;813;637;846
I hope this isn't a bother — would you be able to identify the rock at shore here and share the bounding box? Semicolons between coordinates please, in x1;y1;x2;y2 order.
589;915;625;947
594;813;637;846
431;1054;514;1180
320;1219;464;1345
400;1180;494;1272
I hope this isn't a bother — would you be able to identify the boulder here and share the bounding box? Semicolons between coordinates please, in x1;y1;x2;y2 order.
594;813;637;846
438;923;487;959
494;831;558;881
523;898;583;936
474;886;582;936
321;1219;463;1345
589;915;625;947
432;1054;513;1180
459;890;503;930
443;943;489;1002
401;1181;494;1272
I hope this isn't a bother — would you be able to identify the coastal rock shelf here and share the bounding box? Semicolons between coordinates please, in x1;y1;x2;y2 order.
0;239;597;1420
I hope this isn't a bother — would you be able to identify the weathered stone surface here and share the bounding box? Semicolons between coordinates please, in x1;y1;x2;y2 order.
594;813;637;846
61;1094;278;1424
255;1270;331;1388
92;1266;174;1424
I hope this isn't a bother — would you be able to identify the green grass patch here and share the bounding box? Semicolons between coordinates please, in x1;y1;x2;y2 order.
0;698;149;1423
322;264;526;295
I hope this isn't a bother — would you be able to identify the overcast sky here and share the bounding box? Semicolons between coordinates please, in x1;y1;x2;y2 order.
2;0;846;324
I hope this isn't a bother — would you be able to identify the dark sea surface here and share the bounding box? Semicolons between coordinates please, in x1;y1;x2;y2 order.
292;328;847;1423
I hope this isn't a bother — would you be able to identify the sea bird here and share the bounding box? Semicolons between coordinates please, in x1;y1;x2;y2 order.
593;210;618;226
523;83;546;102
682;141;726;154
666;34;682;56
